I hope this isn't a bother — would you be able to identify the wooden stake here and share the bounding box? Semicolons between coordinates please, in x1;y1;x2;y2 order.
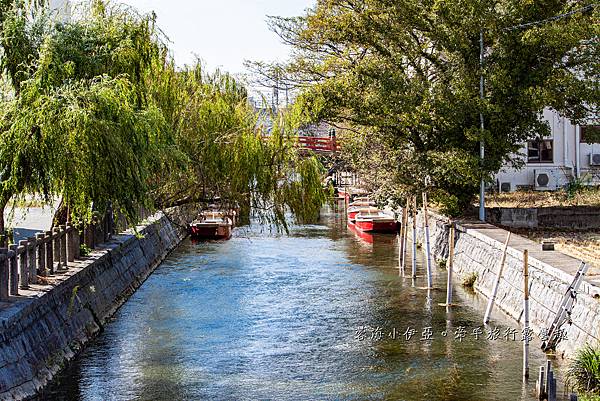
446;225;455;306
411;196;417;279
422;192;433;288
398;205;408;275
523;249;530;381
545;360;552;399
548;370;556;401
401;199;409;271
483;230;512;324
536;365;545;399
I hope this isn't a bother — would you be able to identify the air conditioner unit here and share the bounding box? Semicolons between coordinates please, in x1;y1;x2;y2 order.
500;182;512;193
534;169;556;191
590;153;600;166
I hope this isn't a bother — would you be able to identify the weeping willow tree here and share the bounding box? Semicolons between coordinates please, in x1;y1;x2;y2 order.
148;61;326;228
0;0;169;234
0;0;326;236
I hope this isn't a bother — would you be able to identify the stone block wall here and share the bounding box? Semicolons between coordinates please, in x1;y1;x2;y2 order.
486;206;600;230
412;211;600;357
0;205;196;400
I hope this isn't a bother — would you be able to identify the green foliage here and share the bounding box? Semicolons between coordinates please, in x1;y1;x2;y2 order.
79;243;91;256
565;177;587;200
567;345;600;396
270;0;599;213
0;0;326;230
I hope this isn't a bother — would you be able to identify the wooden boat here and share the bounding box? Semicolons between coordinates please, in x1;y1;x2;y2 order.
189;211;233;240
354;209;399;233
347;204;377;222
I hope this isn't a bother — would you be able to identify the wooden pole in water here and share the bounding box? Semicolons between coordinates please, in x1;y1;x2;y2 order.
544;359;554;401
536;365;545;400
398;206;408;275
411;196;417;279
422;192;433;288
401;199;409;271
523;249;530;381
446;225;455;306
483;230;512;324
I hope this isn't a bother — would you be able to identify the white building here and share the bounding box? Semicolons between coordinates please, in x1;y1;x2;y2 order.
48;0;71;22
495;109;600;191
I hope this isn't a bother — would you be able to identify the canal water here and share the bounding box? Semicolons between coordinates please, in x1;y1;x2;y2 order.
43;207;556;400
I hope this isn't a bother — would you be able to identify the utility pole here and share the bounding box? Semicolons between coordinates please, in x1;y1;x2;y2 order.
479;30;486;222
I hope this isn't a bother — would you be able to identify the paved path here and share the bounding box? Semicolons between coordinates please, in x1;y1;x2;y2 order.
458;219;600;289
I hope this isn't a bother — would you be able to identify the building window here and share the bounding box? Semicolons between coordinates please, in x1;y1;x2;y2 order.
580;125;600;144
527;139;553;163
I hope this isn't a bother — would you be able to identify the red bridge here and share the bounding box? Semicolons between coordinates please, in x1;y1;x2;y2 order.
296;136;340;153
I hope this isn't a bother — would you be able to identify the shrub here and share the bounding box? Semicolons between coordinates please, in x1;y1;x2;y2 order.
79;244;91;257
567;345;600;396
462;272;478;288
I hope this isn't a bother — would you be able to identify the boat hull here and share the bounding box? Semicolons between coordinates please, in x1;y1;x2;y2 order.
355;219;399;233
189;223;232;240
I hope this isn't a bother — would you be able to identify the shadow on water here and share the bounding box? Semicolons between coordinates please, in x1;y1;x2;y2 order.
41;205;556;400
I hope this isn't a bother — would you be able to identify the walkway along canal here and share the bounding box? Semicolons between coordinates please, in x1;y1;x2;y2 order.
43;206;559;400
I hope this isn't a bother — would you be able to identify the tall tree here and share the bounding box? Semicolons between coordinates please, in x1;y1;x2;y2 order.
0;0;327;239
268;0;599;214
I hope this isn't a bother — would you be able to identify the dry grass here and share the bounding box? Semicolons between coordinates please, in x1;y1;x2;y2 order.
521;230;600;278
485;188;600;208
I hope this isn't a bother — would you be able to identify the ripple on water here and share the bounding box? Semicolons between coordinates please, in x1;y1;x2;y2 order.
43;210;552;401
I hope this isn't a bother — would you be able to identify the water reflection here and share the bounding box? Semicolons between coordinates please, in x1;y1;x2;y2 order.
43;206;554;400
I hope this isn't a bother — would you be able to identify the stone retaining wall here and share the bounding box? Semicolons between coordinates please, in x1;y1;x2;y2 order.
486;206;600;230
412;212;600;357
0;206;195;400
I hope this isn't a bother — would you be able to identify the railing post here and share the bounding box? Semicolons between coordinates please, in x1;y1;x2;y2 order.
45;231;54;275
27;236;37;284
0;250;9;301
66;225;75;263
18;240;29;288
8;245;18;295
74;227;81;259
36;233;46;276
52;227;61;272
59;225;67;270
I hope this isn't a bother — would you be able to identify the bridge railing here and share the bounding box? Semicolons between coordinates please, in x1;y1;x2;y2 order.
296;136;340;152
261;135;340;152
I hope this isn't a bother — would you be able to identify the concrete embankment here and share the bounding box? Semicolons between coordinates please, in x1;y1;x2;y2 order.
412;211;600;358
0;206;195;400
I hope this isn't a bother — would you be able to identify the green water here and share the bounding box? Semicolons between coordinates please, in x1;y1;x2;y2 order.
42;206;558;400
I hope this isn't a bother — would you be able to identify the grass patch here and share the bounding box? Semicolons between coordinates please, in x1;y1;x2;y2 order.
567;345;600;397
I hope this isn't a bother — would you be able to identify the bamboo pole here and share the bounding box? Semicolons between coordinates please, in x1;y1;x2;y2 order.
401;198;409;271
446;225;455;306
483;231;512;324
411;196;417;279
422;192;433;288
398;208;407;275
523;249;530;381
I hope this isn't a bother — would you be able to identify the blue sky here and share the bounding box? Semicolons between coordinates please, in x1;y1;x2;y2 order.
117;0;314;75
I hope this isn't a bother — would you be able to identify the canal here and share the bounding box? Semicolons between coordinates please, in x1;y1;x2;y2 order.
43;207;555;400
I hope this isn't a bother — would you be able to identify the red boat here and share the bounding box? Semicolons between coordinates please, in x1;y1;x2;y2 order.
347;204;377;222
189;211;233;240
354;209;399;233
